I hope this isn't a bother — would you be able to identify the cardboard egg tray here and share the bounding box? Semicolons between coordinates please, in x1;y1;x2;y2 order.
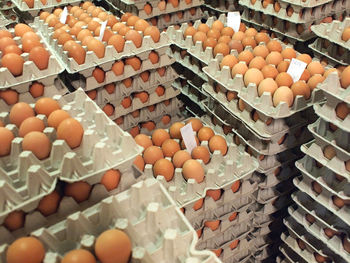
98;84;180;120
232;122;312;156
279;0;332;8
293;175;350;229
153;7;205;30
239;0;349;25
0;0;14;10
0;26;64;90
312;18;350;52
0;167;147;244
301;140;350;180
253;193;294;217
0;88;143;220
253;206;288;229
12;0;80;16
85;66;178;104
0;9;18;27
64;51;175;91
0;178;222;263
111;0;203;20
288;205;350;262
255;178;295;206
204;0;240;14
33;17;171;74
279;242;306;263
309;38;350;66
203;83;315;139
218;238;251;263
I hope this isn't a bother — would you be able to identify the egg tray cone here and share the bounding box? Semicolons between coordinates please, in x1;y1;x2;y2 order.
312;18;350;52
0;89;142;221
0;10;18;27
217;238;252;263
33;17;172;74
239;0;349;25
0;167;147;244
308;38;350;66
288;204;350;262
0;27;64;90
301;140;350;181
111;0;203;20
279;241;307;263
0;178;222;263
11;0;80;16
202;84;316;140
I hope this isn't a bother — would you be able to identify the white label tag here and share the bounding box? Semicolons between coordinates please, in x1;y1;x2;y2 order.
227;12;241;32
59;7;68;24
180;123;197;153
287;58;307;82
98;20;108;42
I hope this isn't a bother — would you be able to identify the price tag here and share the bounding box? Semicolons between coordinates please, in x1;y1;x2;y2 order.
227;12;241;32
98;20;108;42
287;58;307;82
180;123;197;153
59;7;68;24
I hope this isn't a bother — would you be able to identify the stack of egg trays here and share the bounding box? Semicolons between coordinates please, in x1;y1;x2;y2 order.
0;88;144;243
110;0;203;21
279;71;350;262
0;178;222;263
0;24;66;98
0;8;19;27
203;0;240;17
32;12;183;124
0;0;14;10
310;18;350;66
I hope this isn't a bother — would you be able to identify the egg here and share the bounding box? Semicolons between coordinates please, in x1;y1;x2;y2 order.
37;190;61;216
134;91;149;103
133;155;145;171
258;78;278;96
297;53;312;64
255;32;270;44
323;145;336;160
150;129;169;146
144;26;160;43
336;102;350;120
273;86;294;107
249;56;266;70
342;27;350;41
197;126;214;142
341;66;350;88
253;45;269;58
100;169;121;191
92;67;105;83
220;55;238;69
232;63;248;77
211;248;222;257
64;181;91;202
112;61;124;76
208;135;227;155
277;60;290;73
244;68;264;86
47;109;70;129
228;39;244;53
193;198;204;211
305;213;315;224
312;181;322;194
87;38;105;59
161;139;181;157
66;42;86;65
126;57;141;71
172;150;191;168
192;146;210;164
9;102;35;127
204;220;220;231
14;23;34;37
297;239;306;250
206;189;221;201
3;210;24;231
281;47;296;59
213;43;229;57
211;20;224;32
22;131;51;160
1;53;24;76
162;115;171;124
275;72;293;87
95;229;131;263
182;159;204;183
153;158;175;181
242;36;256;48
57;118;84;149
343;237;350;253
141;121;155;131
237;50;254;64
135;134;153;151
62;249;96;263
307;61;325;76
291;80;311;100
323;228;337;238
307;74;325;90
267;40;282;52
169;122;185;139
28;82;44;98
186;118;203;132
19;117;45;137
143;145;164;164
121;97;132;108
87;90;97;100
35;97;61;117
0;37;16;52
6;237;45;263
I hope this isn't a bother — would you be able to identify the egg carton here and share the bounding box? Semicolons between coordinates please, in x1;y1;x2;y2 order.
0;88;143;220
232;122;312;156
292;190;350;236
255;178;295;205
173;79;207;112
204;0;240;13
100;84;180;120
294;175;350;229
64;50;174;91
279;0;333;8
0;167;147;244
301;140;350;181
309;37;350;66
33;18;171;74
253;193;294;216
253;206;288;229
153;7;205;31
166;13;225;53
239;0;349;25
279;241;307;263
112;0;203;20
288;205;350;262
284;216;343;263
174;59;207;90
312;18;350;52
203;83;315;139
317;71;350;105
0;9;18;27
0;26;64;90
0;178;223;263
0;0;14;10
87;66;178;105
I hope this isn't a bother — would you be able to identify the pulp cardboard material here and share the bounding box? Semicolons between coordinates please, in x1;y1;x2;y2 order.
11;0;80;16
279;241;307;263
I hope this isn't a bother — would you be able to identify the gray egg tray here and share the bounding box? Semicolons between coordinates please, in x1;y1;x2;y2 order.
12;0;80;16
279;242;307;263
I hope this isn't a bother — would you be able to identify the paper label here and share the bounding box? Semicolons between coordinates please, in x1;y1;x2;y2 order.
287;58;307;82
59;7;68;24
180;123;197;153
98;20;108;42
227;12;241;32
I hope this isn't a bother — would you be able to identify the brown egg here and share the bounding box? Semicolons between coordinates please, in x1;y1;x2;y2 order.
300;69;311;82
87;38;105;59
193;31;206;45
238;99;245;111
232;63;248;77
143;146;164;164
14;24;33;37
273;86;294;107
281;47;296;59
229;39;244;53
261;64;278;79
3;210;24;231
333;196;345;208
297;54;312;65
10;102;35;127
336;102;350;120
267;40;282;52
227;91;238;101
172;150;191;168
340;66;350;88
312;181;322;194
323;145;336;160
1;53;24;76
37;190;61;216
220;55;238;70
192;146;210;164
203;37;217;50
265;51;283;66
324;228;337;238
149;51;159;64
291;80;311;100
208;135;227;155
0;37;16;52
229;212;238;222
153;158;175;181
297;239;306;250
305;213;316;224
133;155;145;171
242;36;256;48
253;45;269;58
112;61;124;76
169;122;185;139
198;127;215;142
307;61;325;76
121;97;132;109
161;139;181;157
125;30;142;48
275;72;293;87
206;189;221;201
182;159;204;183
221;27;234;37
19;117;45;137
211;20;224;32
22;131;51;160
238;50;254;64
255;32;270;44
343;237;350;253
307;74;325;90
244;68;264;86
197;23;210;33
193;198;204;211
204;220;220;231
0;89;18;104
211;248;222;257
213;43;230;57
141;121;155;131
151;129;170;146
277;60;290;73
62;249;96;263
57;118;84;149
258;78;278;96
184;26;197;38
233;31;245;41
186;118;203;132
249;56;266;70
6;237;45;263
135;134;153;151
125;57;141;71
